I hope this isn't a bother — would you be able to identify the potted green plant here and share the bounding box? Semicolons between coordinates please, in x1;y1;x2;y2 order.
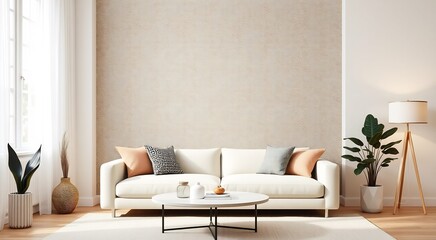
8;144;41;228
52;133;79;214
342;114;401;213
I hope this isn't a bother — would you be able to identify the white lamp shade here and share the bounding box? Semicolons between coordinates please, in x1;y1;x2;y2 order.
389;101;428;124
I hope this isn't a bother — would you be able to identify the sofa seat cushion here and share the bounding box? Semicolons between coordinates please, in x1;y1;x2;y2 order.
220;174;324;198
116;174;220;198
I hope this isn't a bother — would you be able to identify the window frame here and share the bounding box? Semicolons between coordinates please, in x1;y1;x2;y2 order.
9;0;40;153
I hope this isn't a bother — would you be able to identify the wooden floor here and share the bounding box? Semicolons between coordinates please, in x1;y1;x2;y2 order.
338;207;436;240
0;206;435;239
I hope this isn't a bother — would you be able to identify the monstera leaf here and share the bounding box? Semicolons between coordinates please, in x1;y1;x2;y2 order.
8;144;42;194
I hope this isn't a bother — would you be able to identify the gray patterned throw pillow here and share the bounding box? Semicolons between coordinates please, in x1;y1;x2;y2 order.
145;145;183;175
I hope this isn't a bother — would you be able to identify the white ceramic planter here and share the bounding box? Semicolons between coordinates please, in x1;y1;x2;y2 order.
360;185;383;213
8;192;33;228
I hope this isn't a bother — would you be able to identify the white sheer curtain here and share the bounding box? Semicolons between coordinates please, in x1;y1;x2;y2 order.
37;0;76;215
0;0;11;230
0;0;75;223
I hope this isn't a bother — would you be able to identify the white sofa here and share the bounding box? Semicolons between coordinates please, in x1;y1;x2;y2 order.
100;148;339;217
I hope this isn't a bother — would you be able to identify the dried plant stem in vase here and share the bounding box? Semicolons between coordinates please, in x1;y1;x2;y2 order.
52;132;79;214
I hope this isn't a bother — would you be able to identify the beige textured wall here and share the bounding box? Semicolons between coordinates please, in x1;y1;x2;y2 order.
96;0;341;189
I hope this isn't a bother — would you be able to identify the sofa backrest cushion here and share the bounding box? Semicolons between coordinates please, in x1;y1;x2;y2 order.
222;147;309;177
175;148;221;177
222;148;266;177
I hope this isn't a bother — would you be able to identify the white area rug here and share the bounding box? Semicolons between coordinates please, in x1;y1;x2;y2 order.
44;213;394;240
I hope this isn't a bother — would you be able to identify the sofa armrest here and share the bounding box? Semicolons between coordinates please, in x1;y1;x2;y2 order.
316;160;340;209
100;159;126;209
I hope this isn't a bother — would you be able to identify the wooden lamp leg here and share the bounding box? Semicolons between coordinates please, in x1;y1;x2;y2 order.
393;125;427;215
393;130;409;215
408;133;427;215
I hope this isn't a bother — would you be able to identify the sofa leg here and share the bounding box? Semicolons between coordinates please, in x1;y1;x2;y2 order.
325;209;328;218
112;209;117;218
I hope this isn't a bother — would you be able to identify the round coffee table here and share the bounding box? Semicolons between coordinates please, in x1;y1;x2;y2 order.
152;192;269;239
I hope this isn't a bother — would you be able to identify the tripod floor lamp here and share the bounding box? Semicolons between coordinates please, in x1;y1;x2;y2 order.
389;100;427;215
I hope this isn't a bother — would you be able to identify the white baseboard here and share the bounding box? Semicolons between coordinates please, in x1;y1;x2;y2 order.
78;195;100;206
2;216;8;226
341;195;436;207
33;204;39;213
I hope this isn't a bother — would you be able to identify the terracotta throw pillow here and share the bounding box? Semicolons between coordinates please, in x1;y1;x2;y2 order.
116;146;153;177
286;148;325;177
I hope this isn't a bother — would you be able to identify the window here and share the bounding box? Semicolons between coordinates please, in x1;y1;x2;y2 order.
8;0;42;151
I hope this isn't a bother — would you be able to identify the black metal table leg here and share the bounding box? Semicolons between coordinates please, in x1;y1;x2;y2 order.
215;207;218;239
162;205;165;233
160;204;258;239
210;207;213;224
255;204;257;232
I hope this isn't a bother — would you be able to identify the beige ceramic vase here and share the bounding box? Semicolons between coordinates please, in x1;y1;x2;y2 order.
52;178;79;214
